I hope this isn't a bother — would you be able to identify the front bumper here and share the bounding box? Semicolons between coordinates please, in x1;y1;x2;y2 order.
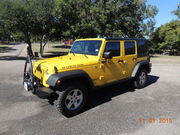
35;87;55;99
23;79;55;99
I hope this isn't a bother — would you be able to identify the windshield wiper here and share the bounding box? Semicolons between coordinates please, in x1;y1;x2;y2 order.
83;53;88;58
70;51;75;56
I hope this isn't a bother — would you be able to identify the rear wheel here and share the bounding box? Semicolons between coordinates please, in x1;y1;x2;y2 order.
134;69;147;89
54;82;87;117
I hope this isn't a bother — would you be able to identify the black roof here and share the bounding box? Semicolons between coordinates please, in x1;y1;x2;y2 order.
105;37;147;41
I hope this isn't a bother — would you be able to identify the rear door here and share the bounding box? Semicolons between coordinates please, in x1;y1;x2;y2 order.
121;40;137;78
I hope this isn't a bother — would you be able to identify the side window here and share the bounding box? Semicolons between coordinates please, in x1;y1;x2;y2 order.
104;42;120;57
137;40;150;57
124;41;135;55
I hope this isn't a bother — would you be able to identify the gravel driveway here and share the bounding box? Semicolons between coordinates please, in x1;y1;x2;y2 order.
0;59;180;135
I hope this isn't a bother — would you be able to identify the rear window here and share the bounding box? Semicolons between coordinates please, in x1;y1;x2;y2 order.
124;41;135;55
137;40;151;57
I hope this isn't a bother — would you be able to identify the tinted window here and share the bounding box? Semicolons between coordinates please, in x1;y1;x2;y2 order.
71;40;102;56
124;41;135;55
104;42;120;57
137;40;150;57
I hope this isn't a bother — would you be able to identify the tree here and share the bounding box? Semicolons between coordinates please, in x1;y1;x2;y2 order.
0;0;38;55
30;0;55;57
173;4;180;19
150;20;180;51
1;0;158;56
0;0;14;43
0;20;11;43
93;0;158;37
0;0;56;56
54;0;158;38
151;4;180;53
53;0;95;39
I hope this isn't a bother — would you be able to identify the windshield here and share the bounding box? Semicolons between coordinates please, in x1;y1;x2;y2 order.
70;40;102;56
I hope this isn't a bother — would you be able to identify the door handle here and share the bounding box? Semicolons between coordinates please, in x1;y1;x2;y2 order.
118;60;124;63
101;59;107;63
132;58;137;61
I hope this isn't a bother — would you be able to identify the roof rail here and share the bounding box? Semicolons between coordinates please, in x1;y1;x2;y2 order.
105;37;146;40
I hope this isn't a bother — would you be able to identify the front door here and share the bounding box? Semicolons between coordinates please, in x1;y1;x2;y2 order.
100;41;126;84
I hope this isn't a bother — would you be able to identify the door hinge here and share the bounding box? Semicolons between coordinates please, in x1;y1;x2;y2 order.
99;76;104;80
123;71;126;74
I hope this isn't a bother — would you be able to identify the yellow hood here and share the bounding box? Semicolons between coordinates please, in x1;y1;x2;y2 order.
33;53;99;72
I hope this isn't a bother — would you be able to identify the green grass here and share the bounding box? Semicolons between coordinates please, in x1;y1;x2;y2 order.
151;54;180;59
31;43;71;57
0;44;9;53
151;54;180;64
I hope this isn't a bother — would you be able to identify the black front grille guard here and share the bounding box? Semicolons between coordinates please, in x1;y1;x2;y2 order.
23;45;36;93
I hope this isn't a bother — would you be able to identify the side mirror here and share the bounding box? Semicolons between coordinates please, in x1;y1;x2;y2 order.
103;51;113;59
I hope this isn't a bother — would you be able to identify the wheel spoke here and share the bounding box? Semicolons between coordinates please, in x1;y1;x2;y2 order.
73;89;78;96
141;80;144;84
67;101;73;109
73;101;79;108
139;80;142;85
66;95;72;101
139;72;146;86
76;95;82;100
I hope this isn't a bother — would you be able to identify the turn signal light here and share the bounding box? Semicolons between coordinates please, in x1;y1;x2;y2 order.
46;70;50;76
57;80;61;84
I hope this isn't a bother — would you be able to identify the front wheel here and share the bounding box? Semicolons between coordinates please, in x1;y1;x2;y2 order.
54;82;87;117
134;69;147;89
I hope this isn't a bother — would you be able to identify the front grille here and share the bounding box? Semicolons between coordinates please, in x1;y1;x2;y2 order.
35;77;43;87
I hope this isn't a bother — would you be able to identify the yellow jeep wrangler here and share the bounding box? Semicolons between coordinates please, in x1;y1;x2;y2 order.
23;38;152;117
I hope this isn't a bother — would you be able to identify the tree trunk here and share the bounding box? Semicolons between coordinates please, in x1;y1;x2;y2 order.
42;42;47;54
27;42;33;56
39;42;47;58
39;39;43;58
28;42;33;55
25;32;33;56
39;35;48;58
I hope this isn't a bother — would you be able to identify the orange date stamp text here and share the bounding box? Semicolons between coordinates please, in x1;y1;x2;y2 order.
138;118;173;124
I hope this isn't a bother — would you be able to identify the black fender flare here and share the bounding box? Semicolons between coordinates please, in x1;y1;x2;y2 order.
131;60;150;78
46;70;94;88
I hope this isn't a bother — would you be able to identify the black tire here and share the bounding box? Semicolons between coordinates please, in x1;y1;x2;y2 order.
134;69;147;89
54;82;88;117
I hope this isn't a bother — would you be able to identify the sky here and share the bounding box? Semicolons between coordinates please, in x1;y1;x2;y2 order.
147;0;180;27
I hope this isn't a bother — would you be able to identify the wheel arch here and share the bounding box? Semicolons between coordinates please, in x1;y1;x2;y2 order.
46;70;94;90
131;60;151;78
